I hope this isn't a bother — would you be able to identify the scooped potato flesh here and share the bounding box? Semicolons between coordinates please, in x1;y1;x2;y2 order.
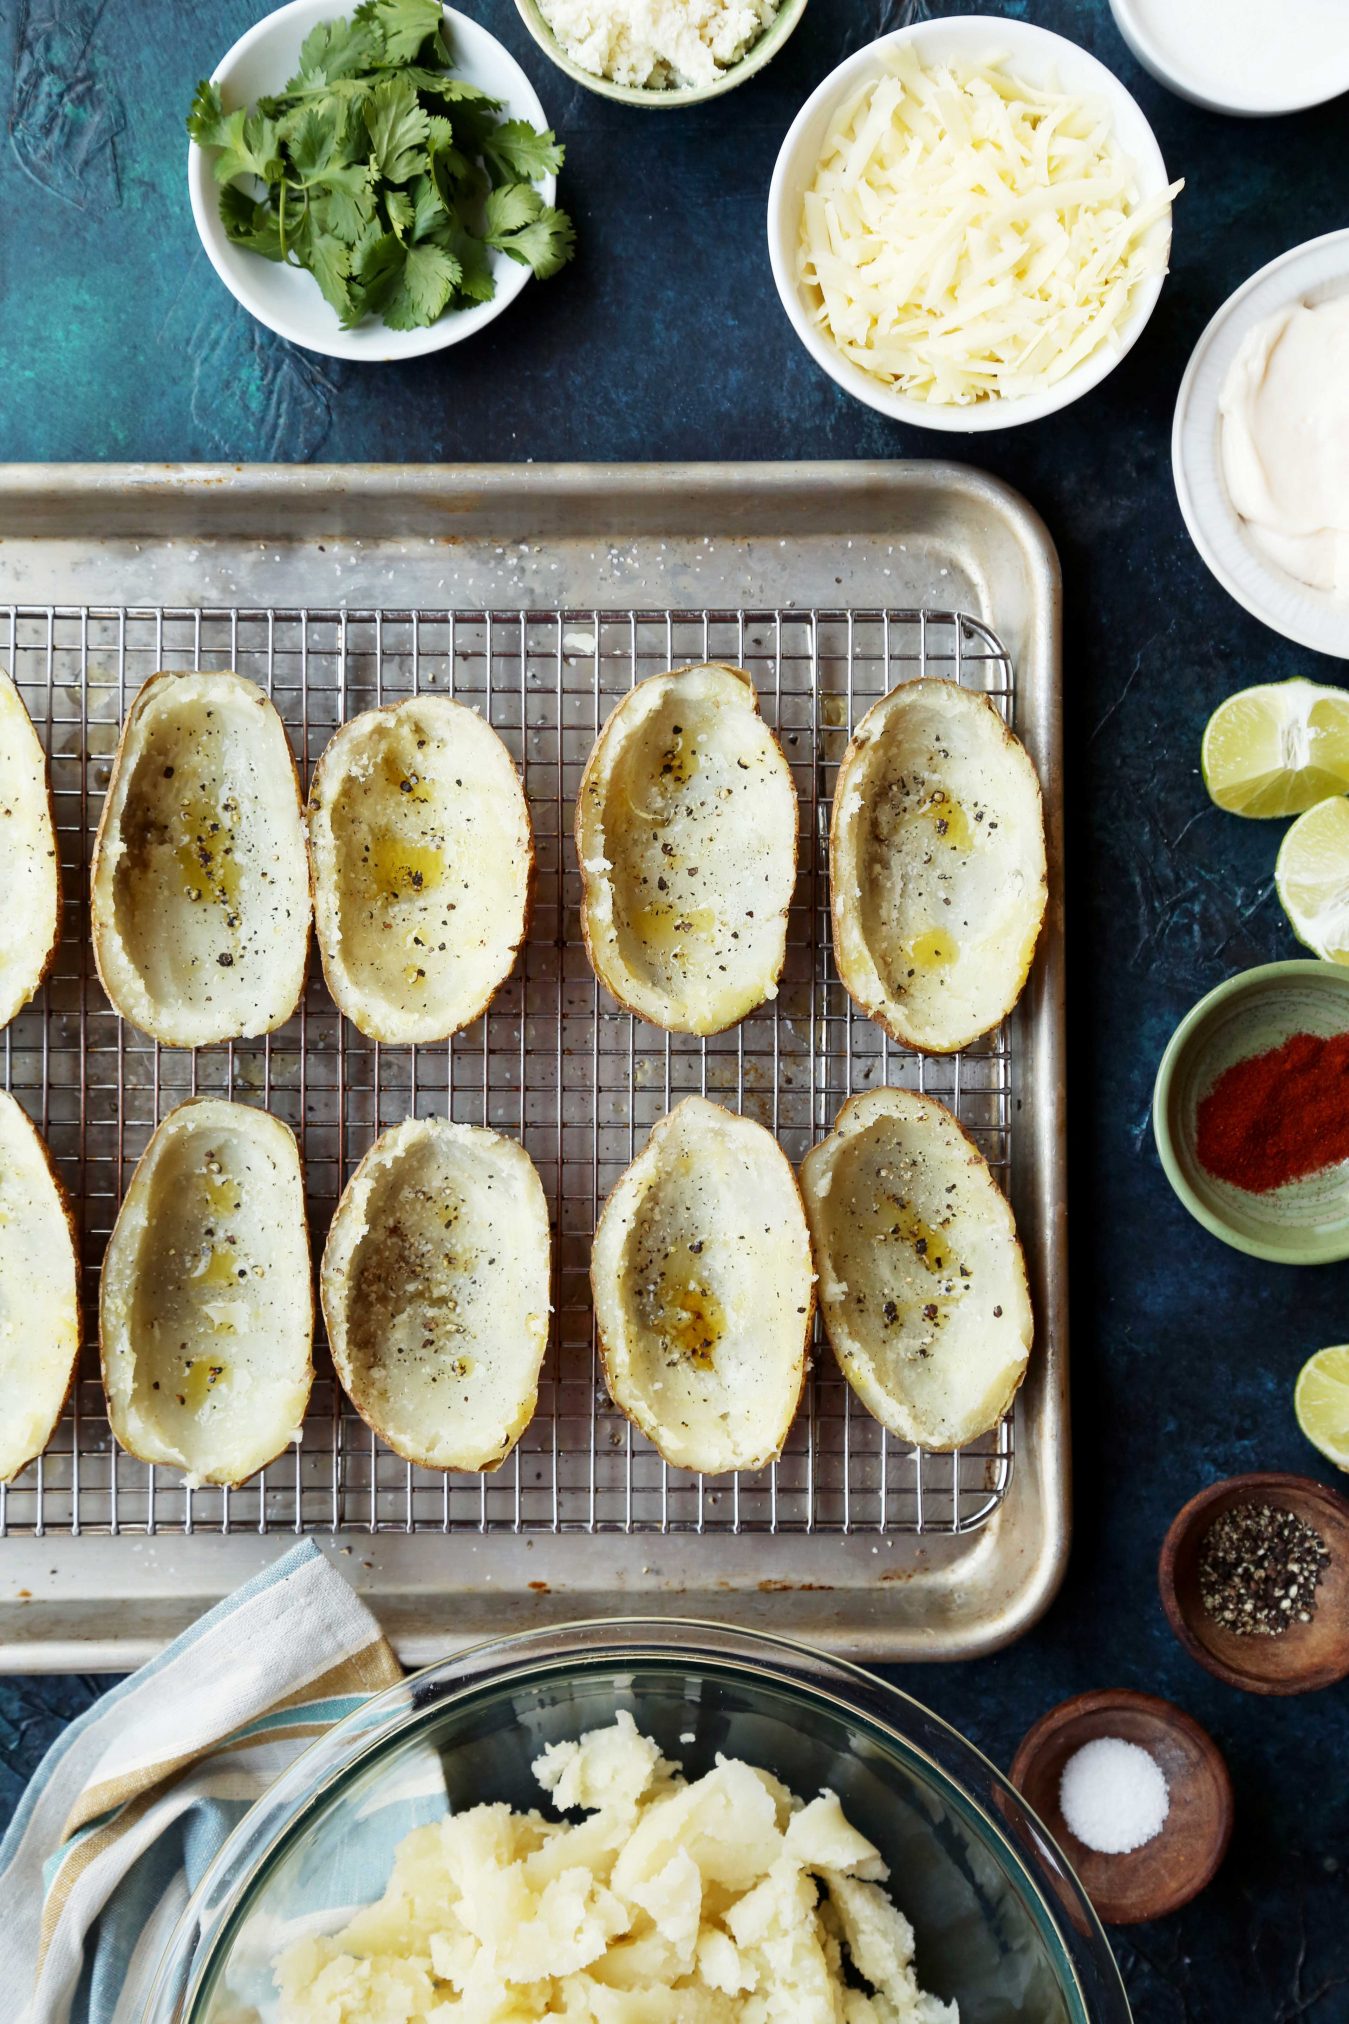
0;1094;78;1482
593;1099;813;1473
315;701;531;1043
803;1090;1031;1449
834;682;1045;1051
324;1121;550;1472
0;673;59;1030
95;676;309;1044
580;668;796;1034
102;1104;311;1484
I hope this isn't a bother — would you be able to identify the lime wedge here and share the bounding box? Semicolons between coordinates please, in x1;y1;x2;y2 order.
1202;679;1349;818
1275;796;1349;963
1294;1346;1349;1471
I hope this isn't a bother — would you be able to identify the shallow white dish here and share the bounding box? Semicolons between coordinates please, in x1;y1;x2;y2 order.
187;0;554;363
1172;230;1349;661
1108;0;1349;118
766;14;1176;435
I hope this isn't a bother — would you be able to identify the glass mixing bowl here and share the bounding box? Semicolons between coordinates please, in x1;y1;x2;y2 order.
145;1619;1131;2023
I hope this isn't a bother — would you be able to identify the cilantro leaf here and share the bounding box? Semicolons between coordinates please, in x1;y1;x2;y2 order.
309;232;355;320
488;206;577;280
426;94;499;157
364;76;430;182
219;184;284;261
426;116;479;202
481;120;564;185
187;80;228;147
384;240;463;327
483;181;543;239
311;177;376;244
444;224;496;303
347;227;406;322
384;186;415;240
285;101;351;180
189;86;283;186
354;0;446;66
286;15;379;94
401;70;499;105
408;172;450;243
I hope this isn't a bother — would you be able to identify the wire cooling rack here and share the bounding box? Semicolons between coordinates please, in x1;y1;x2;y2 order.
0;604;1016;1540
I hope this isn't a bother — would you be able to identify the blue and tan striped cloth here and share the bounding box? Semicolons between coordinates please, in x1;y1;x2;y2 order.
0;1540;403;2024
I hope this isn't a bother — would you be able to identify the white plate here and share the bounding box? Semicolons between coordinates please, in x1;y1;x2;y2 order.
187;0;554;363
1172;230;1349;661
766;14;1176;434
1108;0;1349;117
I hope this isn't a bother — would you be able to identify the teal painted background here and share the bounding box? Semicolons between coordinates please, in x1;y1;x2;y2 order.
2;0;1348;2016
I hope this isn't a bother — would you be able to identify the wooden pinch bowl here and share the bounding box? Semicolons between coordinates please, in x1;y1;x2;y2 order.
1159;1471;1349;1695
1010;1690;1233;1925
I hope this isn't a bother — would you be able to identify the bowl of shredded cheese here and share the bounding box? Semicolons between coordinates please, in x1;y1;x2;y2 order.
768;16;1182;430
146;1620;1131;2023
513;0;809;106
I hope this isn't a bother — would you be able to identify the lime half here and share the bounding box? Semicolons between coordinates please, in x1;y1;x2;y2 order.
1295;1346;1349;1471
1202;679;1349;818
1275;796;1349;963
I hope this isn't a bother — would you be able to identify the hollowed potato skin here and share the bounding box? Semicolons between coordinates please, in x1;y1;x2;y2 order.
90;672;311;1048
576;665;798;1036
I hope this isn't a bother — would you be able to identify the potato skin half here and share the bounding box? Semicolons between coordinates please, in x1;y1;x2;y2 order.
0;1093;80;1484
98;1097;315;1489
801;1085;1032;1451
307;696;534;1046
0;671;62;1032
829;679;1047;1055
320;1117;551;1474
90;672;311;1048
591;1097;816;1474
575;665;799;1037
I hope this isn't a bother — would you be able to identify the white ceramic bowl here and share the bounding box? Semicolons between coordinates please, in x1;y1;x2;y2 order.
187;0;555;362
1108;0;1349;117
1172;230;1349;660
767;14;1176;434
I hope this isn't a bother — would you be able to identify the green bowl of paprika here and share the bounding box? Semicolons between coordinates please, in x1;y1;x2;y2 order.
1154;960;1349;1264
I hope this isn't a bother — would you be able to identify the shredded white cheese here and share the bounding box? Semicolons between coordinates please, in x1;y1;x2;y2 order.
539;0;779;90
797;47;1183;405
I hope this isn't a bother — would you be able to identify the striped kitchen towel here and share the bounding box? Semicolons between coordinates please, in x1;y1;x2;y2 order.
0;1539;403;2024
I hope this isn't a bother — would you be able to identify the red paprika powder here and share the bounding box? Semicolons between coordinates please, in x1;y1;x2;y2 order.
1195;1030;1349;1194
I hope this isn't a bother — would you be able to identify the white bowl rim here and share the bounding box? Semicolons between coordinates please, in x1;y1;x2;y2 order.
766;13;1175;434
1172;228;1349;661
187;0;553;363
510;0;808;108
1107;0;1349;117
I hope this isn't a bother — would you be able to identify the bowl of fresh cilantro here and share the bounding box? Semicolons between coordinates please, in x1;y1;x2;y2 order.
187;0;576;360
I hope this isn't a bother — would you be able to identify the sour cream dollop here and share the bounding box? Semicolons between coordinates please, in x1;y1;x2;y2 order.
1219;296;1349;600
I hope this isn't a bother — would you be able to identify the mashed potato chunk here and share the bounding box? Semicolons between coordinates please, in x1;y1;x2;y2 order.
273;1712;957;2023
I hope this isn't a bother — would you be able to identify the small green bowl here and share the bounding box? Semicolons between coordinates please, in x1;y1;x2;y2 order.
1153;960;1349;1264
512;0;809;107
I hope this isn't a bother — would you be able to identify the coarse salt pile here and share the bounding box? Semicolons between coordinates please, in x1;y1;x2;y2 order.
538;0;779;90
1059;1736;1170;1855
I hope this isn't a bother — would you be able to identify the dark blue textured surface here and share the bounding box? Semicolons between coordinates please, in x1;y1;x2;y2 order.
2;0;1348;2014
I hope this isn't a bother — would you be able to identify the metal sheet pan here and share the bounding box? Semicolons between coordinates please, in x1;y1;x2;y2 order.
0;461;1065;1669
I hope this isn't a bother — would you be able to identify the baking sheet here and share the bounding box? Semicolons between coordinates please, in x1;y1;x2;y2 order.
0;461;1066;1668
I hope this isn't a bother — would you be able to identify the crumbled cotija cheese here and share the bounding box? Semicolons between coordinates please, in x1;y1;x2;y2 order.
272;1712;959;2022
538;0;779;89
